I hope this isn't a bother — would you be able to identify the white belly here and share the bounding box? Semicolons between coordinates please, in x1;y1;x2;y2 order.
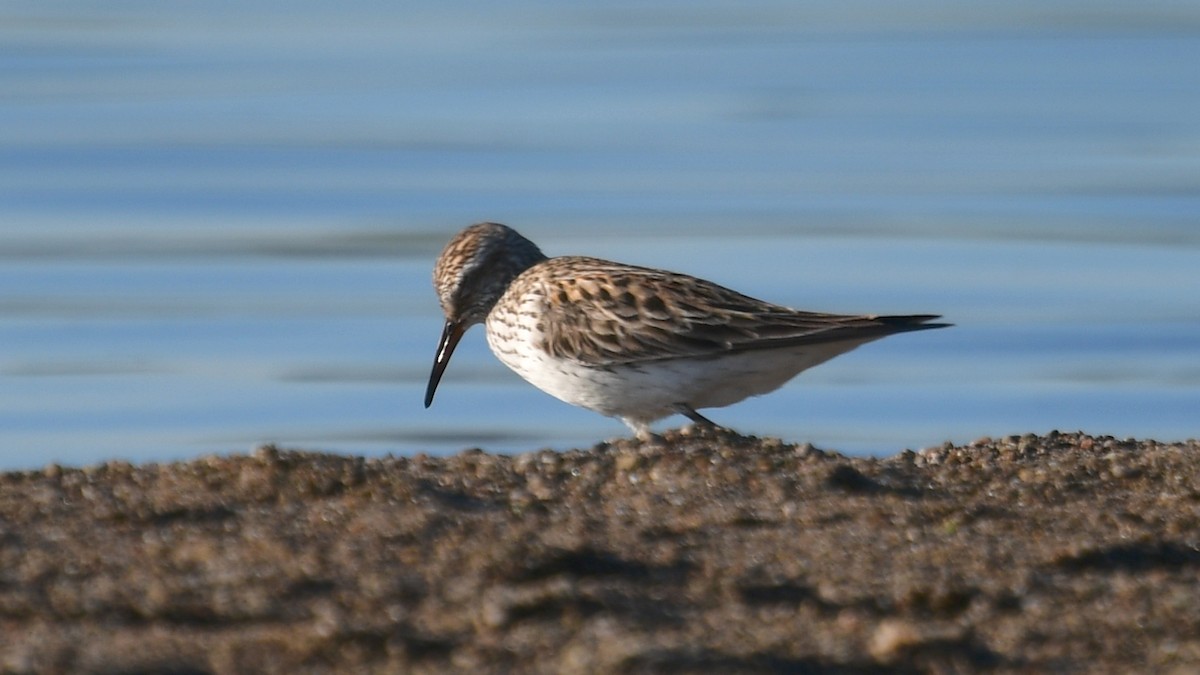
486;317;865;426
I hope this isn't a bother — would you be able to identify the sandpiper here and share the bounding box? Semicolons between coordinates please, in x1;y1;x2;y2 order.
425;222;948;438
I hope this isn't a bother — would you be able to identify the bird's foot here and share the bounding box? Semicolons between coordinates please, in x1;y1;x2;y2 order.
622;420;662;445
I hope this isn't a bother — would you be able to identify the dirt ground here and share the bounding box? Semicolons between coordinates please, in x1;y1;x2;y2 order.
1;428;1198;674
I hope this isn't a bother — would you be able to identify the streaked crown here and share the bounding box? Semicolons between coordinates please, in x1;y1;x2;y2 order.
432;222;548;326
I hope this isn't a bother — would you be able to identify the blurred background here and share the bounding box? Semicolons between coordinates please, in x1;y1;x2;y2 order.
1;1;1198;469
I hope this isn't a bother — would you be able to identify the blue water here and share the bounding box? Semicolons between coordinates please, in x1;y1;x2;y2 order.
2;1;1198;469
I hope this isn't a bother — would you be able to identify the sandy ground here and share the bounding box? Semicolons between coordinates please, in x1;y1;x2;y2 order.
1;428;1198;674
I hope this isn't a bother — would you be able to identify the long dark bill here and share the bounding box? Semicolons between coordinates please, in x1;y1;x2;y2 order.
424;320;467;408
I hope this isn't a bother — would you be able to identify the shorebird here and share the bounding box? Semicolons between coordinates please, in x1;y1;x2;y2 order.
424;222;948;438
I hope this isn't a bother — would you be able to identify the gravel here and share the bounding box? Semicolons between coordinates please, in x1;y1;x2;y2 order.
1;428;1198;673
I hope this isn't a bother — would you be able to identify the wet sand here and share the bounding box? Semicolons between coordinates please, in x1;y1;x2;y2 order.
2;429;1198;674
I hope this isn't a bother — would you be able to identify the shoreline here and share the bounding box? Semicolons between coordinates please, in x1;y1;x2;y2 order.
2;429;1198;673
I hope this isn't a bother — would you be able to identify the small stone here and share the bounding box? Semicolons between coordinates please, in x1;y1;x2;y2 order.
508;489;534;508
615;453;641;472
527;475;556;501
870;619;922;662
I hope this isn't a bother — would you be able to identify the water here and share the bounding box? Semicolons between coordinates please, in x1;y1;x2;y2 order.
2;1;1198;469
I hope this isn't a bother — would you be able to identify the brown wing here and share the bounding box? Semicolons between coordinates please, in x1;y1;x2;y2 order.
533;257;947;367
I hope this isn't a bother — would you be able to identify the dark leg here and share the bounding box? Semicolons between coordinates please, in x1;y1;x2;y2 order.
674;404;717;427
